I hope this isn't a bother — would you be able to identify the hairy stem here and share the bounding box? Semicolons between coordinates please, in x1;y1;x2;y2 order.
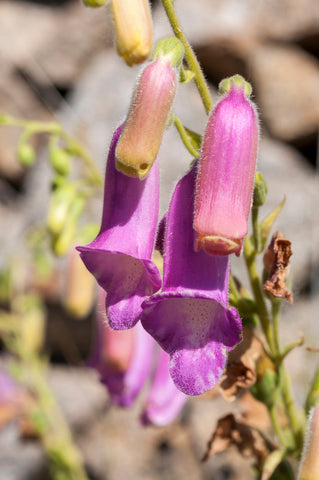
161;0;212;114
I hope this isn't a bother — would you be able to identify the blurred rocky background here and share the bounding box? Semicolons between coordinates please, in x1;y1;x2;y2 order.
0;0;318;479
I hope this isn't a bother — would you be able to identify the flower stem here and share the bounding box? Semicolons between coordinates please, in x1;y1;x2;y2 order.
161;0;212;115
172;114;200;157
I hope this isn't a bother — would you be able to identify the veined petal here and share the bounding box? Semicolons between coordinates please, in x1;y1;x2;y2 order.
77;126;161;330
141;164;242;396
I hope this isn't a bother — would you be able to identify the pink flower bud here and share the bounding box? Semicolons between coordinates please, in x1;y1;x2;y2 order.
299;405;319;480
193;75;258;256
110;0;153;66
115;43;182;179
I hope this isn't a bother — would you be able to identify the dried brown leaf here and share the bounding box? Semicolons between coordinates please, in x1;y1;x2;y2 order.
202;413;272;469
263;231;293;302
220;328;263;401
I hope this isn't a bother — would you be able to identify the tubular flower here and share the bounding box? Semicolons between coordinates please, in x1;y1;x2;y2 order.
115;37;184;179
141;164;242;396
77;126;161;330
193;74;259;257
110;0;153;66
298;405;319;480
89;290;186;423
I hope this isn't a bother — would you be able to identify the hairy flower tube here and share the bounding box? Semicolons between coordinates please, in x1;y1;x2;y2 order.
89;290;186;424
298;405;319;480
193;74;258;256
110;0;153;66
77;126;161;330
115;38;184;179
141;164;242;396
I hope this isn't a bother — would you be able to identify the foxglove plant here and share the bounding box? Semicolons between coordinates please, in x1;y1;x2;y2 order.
77;125;161;330
141;165;242;396
194;75;258;257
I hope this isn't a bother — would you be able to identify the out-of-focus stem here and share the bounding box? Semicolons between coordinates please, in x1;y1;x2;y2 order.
161;0;212;115
0;114;103;187
28;360;89;480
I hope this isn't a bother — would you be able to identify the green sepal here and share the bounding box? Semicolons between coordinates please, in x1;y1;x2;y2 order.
179;66;195;84
152;37;185;68
183;126;202;153
253;172;268;208
259;197;286;252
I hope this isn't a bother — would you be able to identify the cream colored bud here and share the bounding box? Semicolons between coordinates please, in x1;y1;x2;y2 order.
111;0;153;66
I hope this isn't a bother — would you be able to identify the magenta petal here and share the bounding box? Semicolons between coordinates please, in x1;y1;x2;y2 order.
100;322;155;407
140;348;186;426
141;165;242;395
77;126;161;330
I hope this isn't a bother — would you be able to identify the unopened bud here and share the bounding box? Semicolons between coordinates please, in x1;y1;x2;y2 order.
49;148;71;176
116;56;178;179
47;183;77;235
111;0;153;66
194;75;258;256
52;196;85;256
17;144;35;167
64;248;96;319
253;172;268;208
299;405;319;480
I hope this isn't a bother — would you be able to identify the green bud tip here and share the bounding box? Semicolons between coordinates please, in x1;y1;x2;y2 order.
152;37;185;68
50;148;71;176
219;74;252;98
17;144;35;167
253;172;268;208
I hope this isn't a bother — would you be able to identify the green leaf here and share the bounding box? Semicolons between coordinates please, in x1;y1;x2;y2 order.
261;450;286;480
259;197;286;252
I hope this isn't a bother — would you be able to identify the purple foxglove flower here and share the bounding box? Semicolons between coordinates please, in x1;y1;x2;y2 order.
89;290;154;407
140;348;186;426
77;126;161;330
193;75;258;257
115;38;184;179
141;164;242;396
